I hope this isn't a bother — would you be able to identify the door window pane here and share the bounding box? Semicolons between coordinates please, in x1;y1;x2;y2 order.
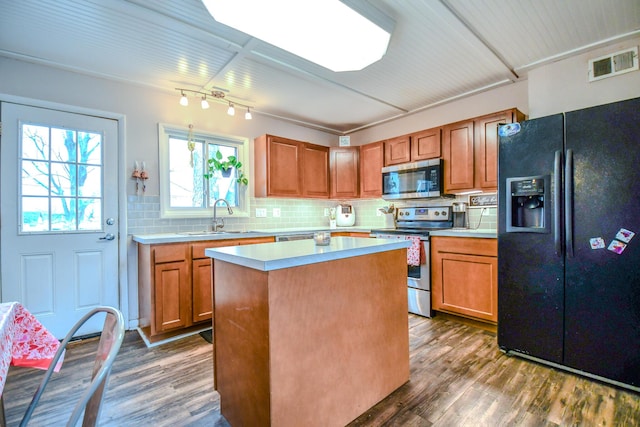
21;161;50;195
20;123;104;233
21;124;49;160
51;128;77;162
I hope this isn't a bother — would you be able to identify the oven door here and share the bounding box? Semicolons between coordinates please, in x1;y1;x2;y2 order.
408;240;430;291
373;233;433;318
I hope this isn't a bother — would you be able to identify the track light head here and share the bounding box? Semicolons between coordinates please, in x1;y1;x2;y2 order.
245;107;252;120
179;91;189;106
227;102;235;116
201;95;210;109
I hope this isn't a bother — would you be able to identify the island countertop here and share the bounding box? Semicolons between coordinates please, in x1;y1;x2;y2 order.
205;236;410;271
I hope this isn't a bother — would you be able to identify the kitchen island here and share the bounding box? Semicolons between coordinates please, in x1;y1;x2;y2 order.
205;237;411;427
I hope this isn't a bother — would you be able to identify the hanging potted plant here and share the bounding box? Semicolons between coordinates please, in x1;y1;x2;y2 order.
204;150;248;185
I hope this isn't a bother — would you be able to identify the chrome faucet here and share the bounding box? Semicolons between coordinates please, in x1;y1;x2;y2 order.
212;198;233;231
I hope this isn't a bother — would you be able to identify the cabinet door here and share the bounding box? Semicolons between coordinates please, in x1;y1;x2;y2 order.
359;141;383;198
384;135;411;166
154;260;190;333
192;258;213;323
475;109;523;190
442;120;474;192
330;147;359;199
411;128;441;160
435;253;498;322
431;237;498;323
302;143;330;198
267;136;303;197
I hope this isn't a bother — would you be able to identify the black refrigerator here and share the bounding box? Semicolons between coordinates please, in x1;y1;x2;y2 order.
497;97;640;391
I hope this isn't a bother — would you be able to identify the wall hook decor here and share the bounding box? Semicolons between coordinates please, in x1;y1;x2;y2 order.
132;161;149;193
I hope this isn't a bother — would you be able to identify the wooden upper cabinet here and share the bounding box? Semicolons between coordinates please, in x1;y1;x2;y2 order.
254;134;302;197
384;128;441;166
359;141;383;198
254;134;331;199
330;147;359;199
442;120;475;192
411;127;441;161
384;135;411;166
475;109;525;190
303;143;330;198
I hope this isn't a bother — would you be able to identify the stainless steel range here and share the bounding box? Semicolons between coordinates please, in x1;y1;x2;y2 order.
370;206;453;318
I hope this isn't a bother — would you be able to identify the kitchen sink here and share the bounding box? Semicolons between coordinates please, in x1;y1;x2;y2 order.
177;230;255;236
177;231;228;236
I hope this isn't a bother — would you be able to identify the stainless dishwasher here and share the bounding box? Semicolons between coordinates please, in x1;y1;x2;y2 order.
275;233;315;242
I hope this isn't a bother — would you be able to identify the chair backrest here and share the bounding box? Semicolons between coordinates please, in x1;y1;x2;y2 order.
20;306;125;427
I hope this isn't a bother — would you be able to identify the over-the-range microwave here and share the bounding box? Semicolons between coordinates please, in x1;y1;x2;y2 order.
381;159;443;200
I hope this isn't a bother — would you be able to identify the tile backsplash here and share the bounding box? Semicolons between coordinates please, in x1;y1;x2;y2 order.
127;195;497;235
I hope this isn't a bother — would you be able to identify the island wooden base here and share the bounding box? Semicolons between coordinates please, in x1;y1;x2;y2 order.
213;248;410;427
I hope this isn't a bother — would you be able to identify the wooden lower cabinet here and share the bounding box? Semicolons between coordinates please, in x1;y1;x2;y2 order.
154;258;191;332
192;258;213;324
138;236;275;338
431;237;498;323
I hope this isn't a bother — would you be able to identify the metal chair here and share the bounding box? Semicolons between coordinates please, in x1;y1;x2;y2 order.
19;307;125;427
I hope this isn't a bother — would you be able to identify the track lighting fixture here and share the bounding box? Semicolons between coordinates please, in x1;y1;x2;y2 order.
175;88;253;120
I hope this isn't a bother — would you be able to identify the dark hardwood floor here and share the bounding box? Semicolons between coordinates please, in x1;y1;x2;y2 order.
4;315;639;426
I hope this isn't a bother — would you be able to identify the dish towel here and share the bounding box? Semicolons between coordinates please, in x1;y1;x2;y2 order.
406;236;423;266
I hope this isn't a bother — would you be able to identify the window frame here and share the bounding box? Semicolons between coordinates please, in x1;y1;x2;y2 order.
158;123;250;219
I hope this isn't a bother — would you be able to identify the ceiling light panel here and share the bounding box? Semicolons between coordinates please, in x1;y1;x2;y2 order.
202;0;391;71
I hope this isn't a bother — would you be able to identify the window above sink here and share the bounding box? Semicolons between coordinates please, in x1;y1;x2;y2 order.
158;123;250;219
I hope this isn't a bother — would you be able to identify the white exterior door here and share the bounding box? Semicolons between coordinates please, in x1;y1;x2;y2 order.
0;102;119;338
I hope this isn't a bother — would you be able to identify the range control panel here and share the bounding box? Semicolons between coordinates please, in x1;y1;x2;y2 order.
396;206;451;221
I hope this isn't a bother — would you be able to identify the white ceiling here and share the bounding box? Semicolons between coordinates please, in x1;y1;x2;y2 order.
1;0;639;134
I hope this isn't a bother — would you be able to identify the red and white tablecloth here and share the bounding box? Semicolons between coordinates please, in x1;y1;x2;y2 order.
0;302;63;397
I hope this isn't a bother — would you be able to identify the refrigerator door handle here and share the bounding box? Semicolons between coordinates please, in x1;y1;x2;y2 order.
565;149;574;258
554;150;562;256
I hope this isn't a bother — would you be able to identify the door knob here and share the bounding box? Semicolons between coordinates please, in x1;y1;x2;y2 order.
99;233;116;241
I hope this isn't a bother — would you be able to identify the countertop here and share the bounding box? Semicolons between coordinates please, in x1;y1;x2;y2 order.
131;226;496;244
205;236;411;271
131;226;372;244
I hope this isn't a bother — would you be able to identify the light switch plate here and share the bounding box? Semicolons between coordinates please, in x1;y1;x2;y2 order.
272;208;281;217
256;208;267;218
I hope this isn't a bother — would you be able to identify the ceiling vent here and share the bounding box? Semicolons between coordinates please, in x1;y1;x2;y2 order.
588;46;638;82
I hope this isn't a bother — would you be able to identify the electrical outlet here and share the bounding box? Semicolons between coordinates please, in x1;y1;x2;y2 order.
324;208;329;216
273;208;281;217
256;208;267;218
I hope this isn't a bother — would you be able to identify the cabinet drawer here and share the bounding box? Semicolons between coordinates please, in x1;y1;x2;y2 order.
431;236;496;256
153;244;188;263
192;240;239;259
238;237;275;245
